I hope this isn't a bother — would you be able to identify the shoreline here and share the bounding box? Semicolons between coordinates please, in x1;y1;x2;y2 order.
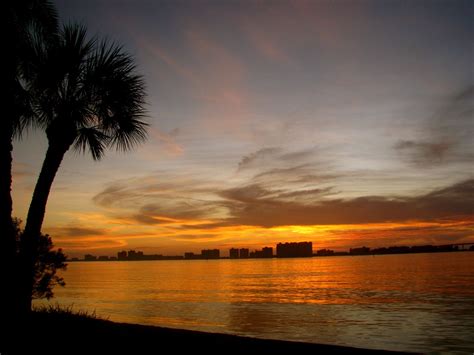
69;249;474;262
4;311;414;354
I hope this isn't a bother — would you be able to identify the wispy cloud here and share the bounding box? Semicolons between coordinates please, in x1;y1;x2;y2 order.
395;85;474;167
237;147;281;171
218;179;474;227
48;226;107;237
394;140;453;166
148;127;184;156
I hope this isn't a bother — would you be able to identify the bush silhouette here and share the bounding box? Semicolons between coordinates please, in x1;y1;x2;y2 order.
14;219;67;299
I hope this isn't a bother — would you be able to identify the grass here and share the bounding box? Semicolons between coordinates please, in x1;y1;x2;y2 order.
33;303;103;320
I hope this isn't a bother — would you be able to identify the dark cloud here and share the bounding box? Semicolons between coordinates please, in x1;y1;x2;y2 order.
168;234;217;240
93;174;473;230
219;179;474;227
220;184;334;203
50;227;106;237
237;146;325;173
133;201;223;224
92;175;227;225
253;165;339;186
237;147;281;171
58;238;125;250
275;187;336;200
93;184;140;208
396;85;474;167
220;184;277;203
394;140;453;165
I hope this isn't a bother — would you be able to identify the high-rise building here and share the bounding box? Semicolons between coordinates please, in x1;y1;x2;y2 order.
249;247;273;258
229;248;239;259
201;249;220;259
239;248;249;258
84;254;97;261
117;251;127;260
276;242;313;257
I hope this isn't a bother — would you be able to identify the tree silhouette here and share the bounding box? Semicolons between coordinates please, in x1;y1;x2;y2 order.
12;219;67;300
3;0;58;321
18;23;147;313
32;234;67;300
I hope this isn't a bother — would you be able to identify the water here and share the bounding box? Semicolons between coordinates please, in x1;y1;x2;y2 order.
35;252;474;353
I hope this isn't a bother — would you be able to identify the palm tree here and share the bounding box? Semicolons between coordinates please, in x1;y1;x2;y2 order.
18;24;147;312
3;0;58;320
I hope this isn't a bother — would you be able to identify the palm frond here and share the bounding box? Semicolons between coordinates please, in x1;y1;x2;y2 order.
28;21;148;157
12;79;35;138
110;115;148;152
73;127;109;161
83;38;148;152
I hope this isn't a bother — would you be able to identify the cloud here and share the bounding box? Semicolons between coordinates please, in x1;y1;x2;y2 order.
219;179;474;227
54;227;106;237
279;148;317;162
148;127;184;156
220;184;334;204
237;147;281;171
93;157;473;230
237;146;321;173
56;238;127;251
395;85;474;167
92;174;228;224
253;165;337;186
394;140;453;165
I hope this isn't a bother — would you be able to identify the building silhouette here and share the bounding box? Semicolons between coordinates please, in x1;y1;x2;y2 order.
250;247;273;258
201;249;220;259
316;248;334;256
117;250;182;261
239;248;249;258
229;248;239;259
84;254;97;261
184;252;199;260
117;251;127;260
276;242;313;257
229;247;251;259
349;246;371;255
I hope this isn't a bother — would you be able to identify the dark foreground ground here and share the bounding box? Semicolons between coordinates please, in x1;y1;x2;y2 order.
2;311;413;354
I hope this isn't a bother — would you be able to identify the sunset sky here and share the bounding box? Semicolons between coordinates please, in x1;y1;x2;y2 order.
12;0;473;257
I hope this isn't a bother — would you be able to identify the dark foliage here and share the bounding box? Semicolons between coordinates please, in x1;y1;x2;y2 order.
13;219;67;299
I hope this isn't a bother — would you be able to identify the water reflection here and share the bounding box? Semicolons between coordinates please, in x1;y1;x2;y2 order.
35;252;474;353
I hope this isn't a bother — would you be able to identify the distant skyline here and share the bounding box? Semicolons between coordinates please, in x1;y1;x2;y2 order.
13;0;473;257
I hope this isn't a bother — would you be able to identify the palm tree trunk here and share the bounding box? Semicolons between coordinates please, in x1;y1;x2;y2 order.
19;140;71;313
0;119;17;320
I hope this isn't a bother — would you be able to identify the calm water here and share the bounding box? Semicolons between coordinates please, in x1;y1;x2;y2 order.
35;252;474;353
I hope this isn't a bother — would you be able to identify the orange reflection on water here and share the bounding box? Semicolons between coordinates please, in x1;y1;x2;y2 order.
37;251;474;307
35;252;474;353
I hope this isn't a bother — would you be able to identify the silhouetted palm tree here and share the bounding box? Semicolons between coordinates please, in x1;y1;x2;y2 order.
18;24;147;312
3;0;58;321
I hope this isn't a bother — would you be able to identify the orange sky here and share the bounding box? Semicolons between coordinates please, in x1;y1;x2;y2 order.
12;0;474;257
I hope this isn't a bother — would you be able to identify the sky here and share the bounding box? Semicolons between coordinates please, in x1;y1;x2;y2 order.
12;0;473;257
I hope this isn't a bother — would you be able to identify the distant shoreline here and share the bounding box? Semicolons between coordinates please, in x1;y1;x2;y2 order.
69;248;473;262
